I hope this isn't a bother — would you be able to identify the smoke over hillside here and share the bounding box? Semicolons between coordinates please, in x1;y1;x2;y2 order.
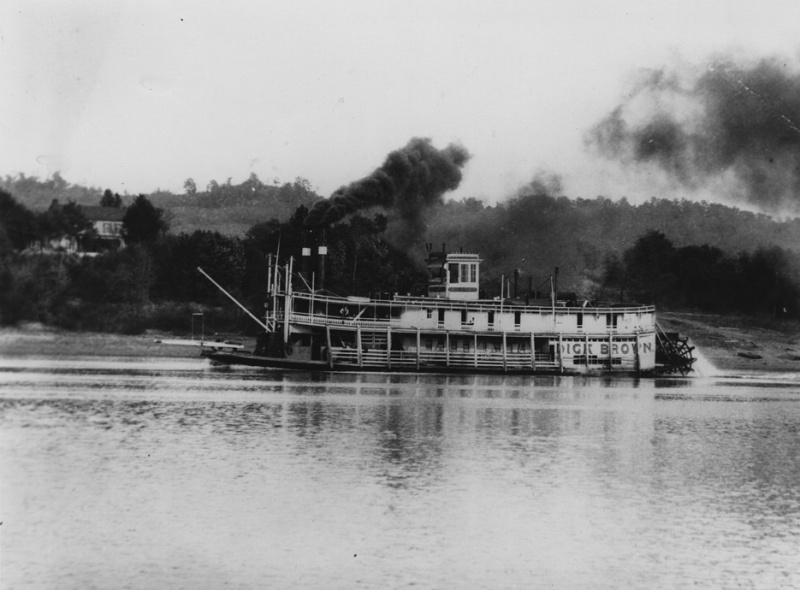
587;57;800;212
304;137;470;228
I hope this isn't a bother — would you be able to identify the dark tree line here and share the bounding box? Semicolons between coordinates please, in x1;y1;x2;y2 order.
5;182;800;332
426;194;800;296
0;193;425;332
600;230;800;317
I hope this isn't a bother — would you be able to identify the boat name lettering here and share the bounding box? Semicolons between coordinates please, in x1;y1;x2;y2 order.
560;342;652;355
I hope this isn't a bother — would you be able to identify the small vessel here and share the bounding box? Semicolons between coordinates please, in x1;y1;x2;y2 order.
198;245;696;376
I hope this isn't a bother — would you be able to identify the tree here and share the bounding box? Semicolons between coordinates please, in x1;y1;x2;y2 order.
0;189;39;251
100;189;123;208
622;230;676;303
183;178;197;196
122;195;168;245
600;252;627;301
38;199;94;242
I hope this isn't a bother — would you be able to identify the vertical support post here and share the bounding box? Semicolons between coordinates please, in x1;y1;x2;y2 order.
502;331;507;372
326;325;333;369
357;327;363;367
500;274;504;314
267;254;273;294
558;332;563;372
310;272;315;317
530;331;536;371
527;276;532;305
635;333;640;373
416;329;421;371
266;254;273;330
273;251;280;295
474;333;478;368
608;334;613;369
282;257;293;348
445;332;450;368
386;326;392;369
585;333;590;370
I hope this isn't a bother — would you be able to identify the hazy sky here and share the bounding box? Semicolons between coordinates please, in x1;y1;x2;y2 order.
2;0;799;204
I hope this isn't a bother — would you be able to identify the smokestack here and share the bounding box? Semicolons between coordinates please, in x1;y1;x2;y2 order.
301;246;311;278
317;230;327;291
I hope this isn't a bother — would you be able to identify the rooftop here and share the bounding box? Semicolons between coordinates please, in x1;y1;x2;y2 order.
81;206;126;222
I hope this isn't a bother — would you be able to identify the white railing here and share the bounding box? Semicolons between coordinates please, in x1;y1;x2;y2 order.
329;347;559;371
289;311;654;336
291;312;407;330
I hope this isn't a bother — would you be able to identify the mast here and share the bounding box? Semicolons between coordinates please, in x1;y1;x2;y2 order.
283;256;293;347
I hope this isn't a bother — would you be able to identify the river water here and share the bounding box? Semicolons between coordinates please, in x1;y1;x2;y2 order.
1;357;800;589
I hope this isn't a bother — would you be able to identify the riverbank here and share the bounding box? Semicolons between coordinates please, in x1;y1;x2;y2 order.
2;314;800;372
658;312;800;373
0;323;253;360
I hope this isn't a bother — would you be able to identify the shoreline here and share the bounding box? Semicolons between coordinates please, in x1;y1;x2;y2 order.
2;314;800;373
0;323;254;361
658;312;800;373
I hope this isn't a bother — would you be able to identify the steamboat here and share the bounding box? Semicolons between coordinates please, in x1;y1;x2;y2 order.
198;245;696;376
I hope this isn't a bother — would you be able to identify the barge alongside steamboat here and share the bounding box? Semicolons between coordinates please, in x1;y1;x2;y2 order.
201;246;696;376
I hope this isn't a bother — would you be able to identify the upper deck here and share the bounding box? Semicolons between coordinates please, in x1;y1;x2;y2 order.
286;291;656;336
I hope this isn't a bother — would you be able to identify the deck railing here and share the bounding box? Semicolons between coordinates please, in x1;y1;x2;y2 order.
329;347;559;371
287;290;655;315
288;310;654;336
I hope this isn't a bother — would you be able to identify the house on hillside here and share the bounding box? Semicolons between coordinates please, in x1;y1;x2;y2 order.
80;206;125;252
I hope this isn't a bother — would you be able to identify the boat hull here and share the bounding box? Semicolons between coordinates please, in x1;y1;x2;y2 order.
204;351;654;376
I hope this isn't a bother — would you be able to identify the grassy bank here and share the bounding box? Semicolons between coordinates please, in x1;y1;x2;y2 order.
659;312;800;372
0;323;253;360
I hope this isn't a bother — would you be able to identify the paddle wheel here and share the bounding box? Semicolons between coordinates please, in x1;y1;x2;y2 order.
654;323;696;375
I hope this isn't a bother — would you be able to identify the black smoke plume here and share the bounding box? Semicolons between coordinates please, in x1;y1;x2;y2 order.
304;137;471;228
587;57;800;211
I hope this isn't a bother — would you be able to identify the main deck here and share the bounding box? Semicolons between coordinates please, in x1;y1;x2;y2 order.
286;291;656;335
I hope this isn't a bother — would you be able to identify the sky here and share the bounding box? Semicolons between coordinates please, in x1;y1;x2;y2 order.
2;0;800;205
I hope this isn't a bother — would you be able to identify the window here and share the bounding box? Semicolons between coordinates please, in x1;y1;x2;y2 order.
426;309;433;319
449;265;459;284
458;263;477;283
